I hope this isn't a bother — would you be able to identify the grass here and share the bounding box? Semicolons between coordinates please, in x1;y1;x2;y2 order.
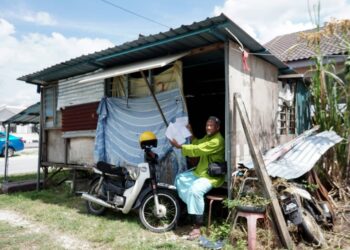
0;172;38;183
0;220;64;250
0;172;201;250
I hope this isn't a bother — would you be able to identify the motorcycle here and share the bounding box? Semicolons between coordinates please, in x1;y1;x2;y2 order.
274;181;333;247
81;131;181;232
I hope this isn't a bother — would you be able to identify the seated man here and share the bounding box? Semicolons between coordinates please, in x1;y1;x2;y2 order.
170;116;225;240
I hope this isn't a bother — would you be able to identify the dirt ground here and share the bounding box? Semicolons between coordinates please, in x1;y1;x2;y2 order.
323;205;350;250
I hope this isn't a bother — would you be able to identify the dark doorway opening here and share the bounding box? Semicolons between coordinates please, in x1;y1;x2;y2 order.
183;50;225;138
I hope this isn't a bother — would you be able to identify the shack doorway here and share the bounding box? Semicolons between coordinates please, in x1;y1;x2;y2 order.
183;50;225;138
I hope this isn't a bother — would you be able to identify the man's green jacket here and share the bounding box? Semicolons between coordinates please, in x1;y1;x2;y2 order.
181;132;225;187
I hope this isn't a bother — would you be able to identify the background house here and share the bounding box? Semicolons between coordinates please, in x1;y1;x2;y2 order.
0;105;39;146
264;25;349;140
264;26;349;74
0;105;23;132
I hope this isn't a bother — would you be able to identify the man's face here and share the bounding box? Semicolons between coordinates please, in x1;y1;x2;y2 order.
206;120;219;136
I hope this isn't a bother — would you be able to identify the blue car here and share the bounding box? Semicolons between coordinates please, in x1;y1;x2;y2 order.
0;132;25;157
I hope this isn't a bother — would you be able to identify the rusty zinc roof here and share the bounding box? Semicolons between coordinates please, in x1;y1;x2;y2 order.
18;14;291;85
243;130;343;179
264;26;349;62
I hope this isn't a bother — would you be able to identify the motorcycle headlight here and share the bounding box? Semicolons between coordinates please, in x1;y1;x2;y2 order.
125;165;140;180
279;194;288;201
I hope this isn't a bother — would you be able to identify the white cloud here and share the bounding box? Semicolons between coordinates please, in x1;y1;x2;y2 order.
22;11;57;26
213;0;350;43
0;19;15;37
0;18;114;107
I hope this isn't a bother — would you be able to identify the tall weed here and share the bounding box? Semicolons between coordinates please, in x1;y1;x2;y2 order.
302;18;350;181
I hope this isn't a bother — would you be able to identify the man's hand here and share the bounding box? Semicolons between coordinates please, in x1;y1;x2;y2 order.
170;139;182;149
186;124;193;135
186;124;194;141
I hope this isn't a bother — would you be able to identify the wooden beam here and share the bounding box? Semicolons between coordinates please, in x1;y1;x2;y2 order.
188;42;224;56
140;70;168;127
230;90;237;199
41;162;92;170
233;93;294;249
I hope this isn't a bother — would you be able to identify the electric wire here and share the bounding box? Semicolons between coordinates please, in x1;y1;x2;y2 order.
99;0;171;29
98;0;347;61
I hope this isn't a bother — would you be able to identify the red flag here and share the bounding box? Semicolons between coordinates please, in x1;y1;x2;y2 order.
242;50;250;72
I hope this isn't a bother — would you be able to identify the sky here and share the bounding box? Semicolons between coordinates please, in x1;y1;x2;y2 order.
1;0;350;107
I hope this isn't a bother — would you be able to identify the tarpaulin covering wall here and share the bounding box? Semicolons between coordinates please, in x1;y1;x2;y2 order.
94;88;187;183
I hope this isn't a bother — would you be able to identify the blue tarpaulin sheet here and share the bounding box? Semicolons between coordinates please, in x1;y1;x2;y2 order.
94;88;187;183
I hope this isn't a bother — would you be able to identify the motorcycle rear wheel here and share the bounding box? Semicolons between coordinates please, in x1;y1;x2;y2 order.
139;190;180;233
299;208;325;247
86;180;107;215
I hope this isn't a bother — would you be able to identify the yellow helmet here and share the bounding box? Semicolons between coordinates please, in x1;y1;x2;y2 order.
139;131;158;149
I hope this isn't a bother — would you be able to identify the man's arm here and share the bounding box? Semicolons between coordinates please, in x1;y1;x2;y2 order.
181;137;222;157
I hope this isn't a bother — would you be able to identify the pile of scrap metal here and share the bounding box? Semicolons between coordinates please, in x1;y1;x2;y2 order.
236;126;343;246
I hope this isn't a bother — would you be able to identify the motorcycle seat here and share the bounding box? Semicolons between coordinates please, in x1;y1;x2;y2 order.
96;161;126;176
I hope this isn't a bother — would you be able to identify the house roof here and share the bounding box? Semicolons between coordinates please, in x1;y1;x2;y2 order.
264;26;349;62
18;14;291;85
3;102;40;125
0;106;24;122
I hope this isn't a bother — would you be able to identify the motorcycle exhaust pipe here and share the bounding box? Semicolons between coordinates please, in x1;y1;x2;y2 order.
82;193;114;209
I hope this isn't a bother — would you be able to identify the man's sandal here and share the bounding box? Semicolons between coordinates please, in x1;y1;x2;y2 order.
187;228;201;241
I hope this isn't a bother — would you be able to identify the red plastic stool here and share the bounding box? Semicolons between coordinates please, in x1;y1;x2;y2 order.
206;194;225;231
233;209;266;250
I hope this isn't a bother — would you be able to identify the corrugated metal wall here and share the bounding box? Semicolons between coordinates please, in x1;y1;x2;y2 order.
62;102;99;132
57;76;104;109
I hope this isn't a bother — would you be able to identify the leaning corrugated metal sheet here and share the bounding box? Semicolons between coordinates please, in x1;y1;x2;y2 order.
244;131;343;179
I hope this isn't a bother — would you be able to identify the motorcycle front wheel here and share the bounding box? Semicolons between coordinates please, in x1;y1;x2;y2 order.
86;180;107;215
299;208;325;247
139;190;180;233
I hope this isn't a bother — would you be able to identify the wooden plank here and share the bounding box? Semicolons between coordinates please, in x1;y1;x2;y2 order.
230;90;237;199
140;71;168;127
189;42;224;56
233;93;294;249
37;95;44;190
41;162;92;170
1;180;43;194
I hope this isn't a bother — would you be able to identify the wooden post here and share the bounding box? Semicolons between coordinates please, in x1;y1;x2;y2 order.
71;169;77;194
37;90;44;190
233;93;294;249
140;70;168;127
230;92;237;199
3;123;11;182
346;135;350;185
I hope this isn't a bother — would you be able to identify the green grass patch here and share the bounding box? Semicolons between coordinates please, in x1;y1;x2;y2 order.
0;220;64;250
0;172;38;183
0;180;201;249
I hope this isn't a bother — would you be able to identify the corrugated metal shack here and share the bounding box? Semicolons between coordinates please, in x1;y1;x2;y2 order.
17;14;309;187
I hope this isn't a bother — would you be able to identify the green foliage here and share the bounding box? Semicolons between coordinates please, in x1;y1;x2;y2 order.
223;193;270;209
303;181;319;193
302;180;319;192
209;221;231;241
304;19;350;180
235;238;247;250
